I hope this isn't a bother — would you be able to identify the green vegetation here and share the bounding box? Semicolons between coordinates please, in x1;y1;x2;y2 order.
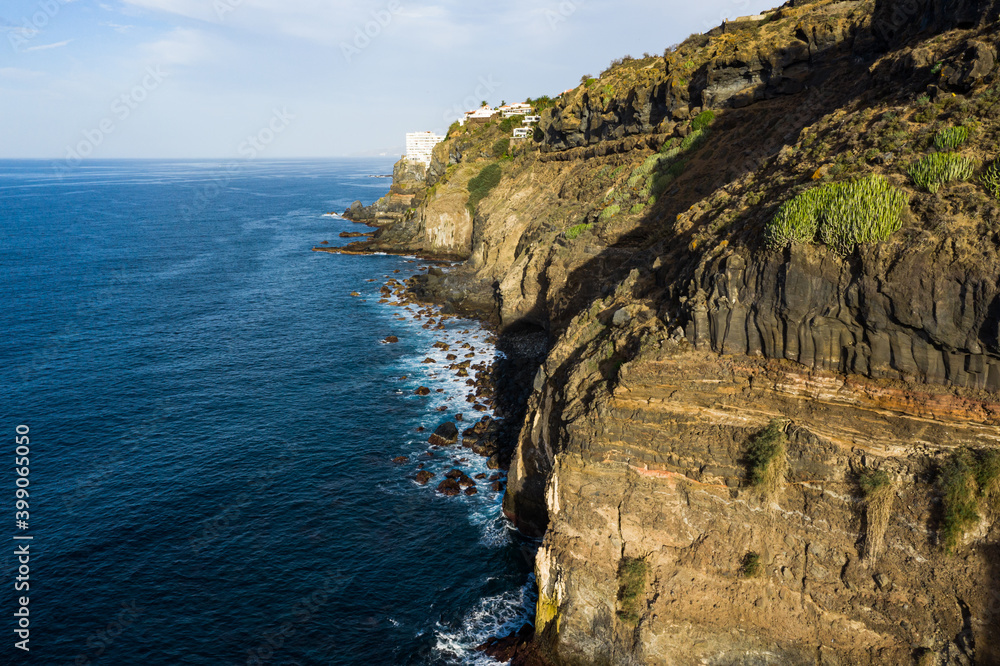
466;163;502;215
446;121;461;137
939;450;981;554
746;420;788;499
583;77;598;88
858;468;896;561
739;551;763;578
525;95;555;114
934;126;970;151
492;138;510;159
681;128;708;152
908;152;976;193
765;176;909;255
599;204;620;222
692;109;716;132
630;203;646;215
565;223;592;240
981;158;1000;199
616;558;649;625
498;116;518;133
976;449;1000;515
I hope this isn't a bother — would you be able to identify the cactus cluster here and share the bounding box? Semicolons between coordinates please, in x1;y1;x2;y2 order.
933;126;970;151
908;152;976;193
766;176;909;255
820;176;910;254
981;158;1000;199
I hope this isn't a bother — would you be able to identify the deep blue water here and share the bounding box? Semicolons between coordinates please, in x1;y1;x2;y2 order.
0;159;534;665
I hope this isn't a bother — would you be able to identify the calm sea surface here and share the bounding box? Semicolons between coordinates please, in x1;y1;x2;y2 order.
0;159;534;665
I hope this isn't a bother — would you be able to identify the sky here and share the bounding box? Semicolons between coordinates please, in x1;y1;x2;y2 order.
0;0;779;159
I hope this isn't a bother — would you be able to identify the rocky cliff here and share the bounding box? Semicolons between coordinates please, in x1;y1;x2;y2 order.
338;0;1000;662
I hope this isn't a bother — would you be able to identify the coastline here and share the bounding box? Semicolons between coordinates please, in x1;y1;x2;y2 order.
324;229;544;663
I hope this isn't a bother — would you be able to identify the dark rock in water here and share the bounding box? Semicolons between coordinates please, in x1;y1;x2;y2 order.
433;341;450;350
489;473;502;481
415;387;431;396
392;456;409;464
436;478;461;496
487;454;501;470
473;404;488;412
428;421;459;446
445;468;463;479
458;475;475;488
422;358;436;364
350;291;361;297
475;473;487;480
464;487;478;496
382;336;399;344
472;441;498;457
415;471;435;485
320;240;329;245
491;481;504;492
477;623;536;663
455;413;463;421
446;354;458;361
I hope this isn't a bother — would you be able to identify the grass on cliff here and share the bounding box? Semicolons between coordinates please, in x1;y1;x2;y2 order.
765;176;909;255
466;163;502;215
858;468;897;562
616;558;649;625
938;448;1000;553
746;420;788;500
908;152;976;193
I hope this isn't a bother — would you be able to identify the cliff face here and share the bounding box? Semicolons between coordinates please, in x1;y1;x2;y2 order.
343;0;1000;662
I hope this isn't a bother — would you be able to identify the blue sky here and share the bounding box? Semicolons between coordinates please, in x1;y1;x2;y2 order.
1;0;779;159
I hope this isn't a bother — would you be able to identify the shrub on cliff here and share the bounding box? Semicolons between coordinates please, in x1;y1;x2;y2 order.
765;176;909;255
492;138;510;159
598;204;620;222
746;420;788;500
565;223;591;240
692;109;716;132
908;152;976;193
616;558;648;625
739;551;763;578
466;163;502;215
858;468;897;562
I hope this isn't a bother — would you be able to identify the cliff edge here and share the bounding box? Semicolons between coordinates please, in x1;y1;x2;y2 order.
340;0;1000;662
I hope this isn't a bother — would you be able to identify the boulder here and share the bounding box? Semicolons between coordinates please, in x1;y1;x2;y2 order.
429;422;459;446
436;478;462;496
415;471;435;485
382;336;399;344
415;387;431;396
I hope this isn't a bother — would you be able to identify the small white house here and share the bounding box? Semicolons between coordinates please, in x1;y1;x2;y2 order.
513;127;532;139
522;115;541;124
466;106;498;124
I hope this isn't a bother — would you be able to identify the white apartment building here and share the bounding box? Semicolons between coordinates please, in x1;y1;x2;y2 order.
405;131;445;166
513;127;532;139
522;115;541;124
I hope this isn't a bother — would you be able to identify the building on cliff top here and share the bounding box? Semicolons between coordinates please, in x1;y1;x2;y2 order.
462;105;498;125
405;131;445;166
499;103;532;117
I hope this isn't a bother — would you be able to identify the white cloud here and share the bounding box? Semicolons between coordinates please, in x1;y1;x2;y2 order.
139;28;213;65
102;22;137;33
24;40;73;52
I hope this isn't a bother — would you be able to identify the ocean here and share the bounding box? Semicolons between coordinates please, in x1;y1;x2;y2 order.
0;159;535;665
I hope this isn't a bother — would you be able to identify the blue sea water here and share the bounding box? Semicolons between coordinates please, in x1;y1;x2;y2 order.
0;159;535;665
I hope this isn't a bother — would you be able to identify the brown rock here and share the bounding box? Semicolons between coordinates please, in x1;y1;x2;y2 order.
465;487;479;496
437;478;461;496
415;387;431;396
422;358;436;364
415;471;434;485
393;456;409;464
383;336;399;344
